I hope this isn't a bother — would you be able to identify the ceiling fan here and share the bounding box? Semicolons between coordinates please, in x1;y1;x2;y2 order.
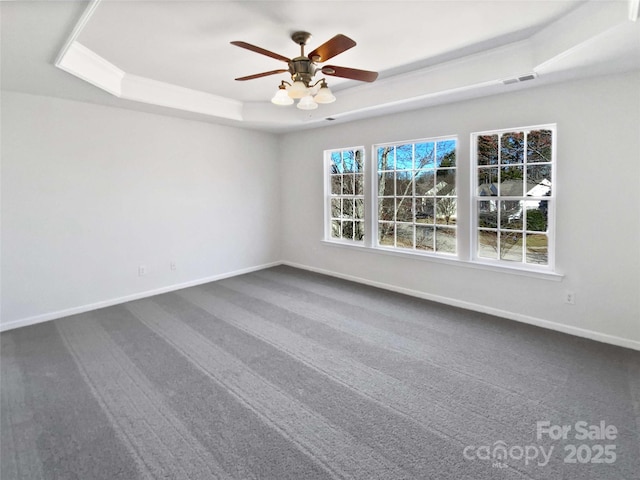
231;31;378;109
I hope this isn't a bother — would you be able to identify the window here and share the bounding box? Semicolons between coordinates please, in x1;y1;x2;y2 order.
375;138;457;254
472;125;555;269
325;147;365;243
323;126;557;278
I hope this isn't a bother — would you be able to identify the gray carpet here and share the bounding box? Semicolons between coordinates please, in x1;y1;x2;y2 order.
2;266;639;480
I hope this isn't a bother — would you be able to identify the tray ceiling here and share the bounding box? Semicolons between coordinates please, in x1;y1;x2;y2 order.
2;0;639;132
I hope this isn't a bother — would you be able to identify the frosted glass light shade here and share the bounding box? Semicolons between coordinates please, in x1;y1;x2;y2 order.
297;95;318;110
271;88;294;105
314;86;336;104
288;80;309;99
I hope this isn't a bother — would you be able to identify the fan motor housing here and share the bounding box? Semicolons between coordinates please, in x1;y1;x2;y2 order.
289;57;317;84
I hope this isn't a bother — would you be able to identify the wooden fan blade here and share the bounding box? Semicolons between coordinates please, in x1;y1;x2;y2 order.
235;69;289;81
230;41;290;63
322;65;378;82
308;34;356;62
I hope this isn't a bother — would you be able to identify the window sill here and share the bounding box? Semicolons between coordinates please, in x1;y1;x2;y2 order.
320;239;564;281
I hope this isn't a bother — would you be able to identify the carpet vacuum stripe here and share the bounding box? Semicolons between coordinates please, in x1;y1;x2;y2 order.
56;316;232;480
177;284;537;479
125;298;413;480
0;337;46;479
179;286;502;445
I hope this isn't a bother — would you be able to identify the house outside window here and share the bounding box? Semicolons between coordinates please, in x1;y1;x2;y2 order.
472;125;555;269
324;126;556;277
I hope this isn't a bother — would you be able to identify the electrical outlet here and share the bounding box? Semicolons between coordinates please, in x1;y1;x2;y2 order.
170;261;177;271
138;265;147;276
564;291;575;305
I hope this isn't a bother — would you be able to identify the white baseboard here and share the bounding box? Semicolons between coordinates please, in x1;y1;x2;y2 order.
282;261;640;352
4;259;639;352
0;261;281;333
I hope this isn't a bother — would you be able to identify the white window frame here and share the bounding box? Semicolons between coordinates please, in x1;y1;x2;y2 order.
372;135;458;257
324;146;366;245
321;128;562;281
470;124;556;272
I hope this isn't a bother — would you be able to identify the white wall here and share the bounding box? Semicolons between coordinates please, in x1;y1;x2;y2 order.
3;73;639;348
1;92;281;329
279;72;640;349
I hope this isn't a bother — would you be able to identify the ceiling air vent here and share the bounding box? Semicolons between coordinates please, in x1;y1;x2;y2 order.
518;74;536;82
502;73;537;85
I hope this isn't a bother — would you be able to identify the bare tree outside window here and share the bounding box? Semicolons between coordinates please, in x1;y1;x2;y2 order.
327;147;365;243
324;127;554;273
376;138;457;254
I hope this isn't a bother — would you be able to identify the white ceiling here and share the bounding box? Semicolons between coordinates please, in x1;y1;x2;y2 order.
75;0;581;101
2;0;639;132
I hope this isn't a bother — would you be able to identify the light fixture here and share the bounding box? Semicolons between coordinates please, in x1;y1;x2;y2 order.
271;78;335;109
313;80;336;104
287;80;310;99
271;83;294;105
297;95;318;110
